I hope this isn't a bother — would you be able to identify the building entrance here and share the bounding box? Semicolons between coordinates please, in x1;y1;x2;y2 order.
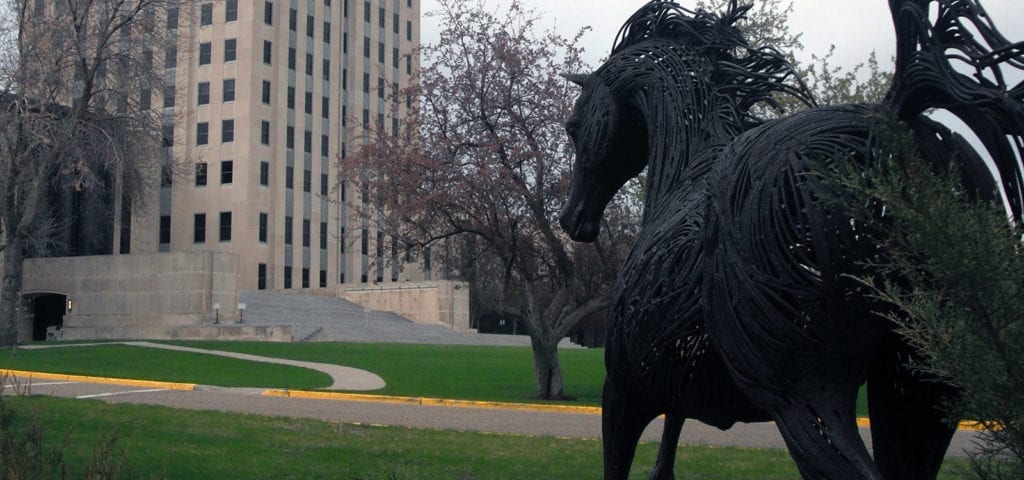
30;294;66;341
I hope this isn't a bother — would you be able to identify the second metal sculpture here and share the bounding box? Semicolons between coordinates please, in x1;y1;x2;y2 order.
560;1;1024;479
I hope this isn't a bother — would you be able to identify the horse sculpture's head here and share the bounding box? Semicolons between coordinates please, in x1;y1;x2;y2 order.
559;73;649;242
559;1;814;243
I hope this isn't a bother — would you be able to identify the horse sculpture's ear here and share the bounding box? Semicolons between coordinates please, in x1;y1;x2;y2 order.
561;73;592;86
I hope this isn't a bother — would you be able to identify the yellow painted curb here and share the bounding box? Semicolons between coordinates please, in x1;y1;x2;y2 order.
262;389;603;414
1;369;196;392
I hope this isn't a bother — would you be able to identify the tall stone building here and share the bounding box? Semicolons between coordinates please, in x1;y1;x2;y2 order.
128;0;424;290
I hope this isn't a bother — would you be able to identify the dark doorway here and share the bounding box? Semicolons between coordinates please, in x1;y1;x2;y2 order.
31;294;66;341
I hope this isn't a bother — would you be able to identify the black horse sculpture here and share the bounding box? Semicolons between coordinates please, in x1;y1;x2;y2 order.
560;1;1024;479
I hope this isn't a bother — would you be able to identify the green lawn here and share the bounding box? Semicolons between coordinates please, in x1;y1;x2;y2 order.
8;341;868;414
5;396;968;479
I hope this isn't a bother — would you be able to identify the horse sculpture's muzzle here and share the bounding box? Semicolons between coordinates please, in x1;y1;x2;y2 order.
560;201;600;243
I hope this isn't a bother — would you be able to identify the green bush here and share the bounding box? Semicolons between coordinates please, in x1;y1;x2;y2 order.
834;116;1023;479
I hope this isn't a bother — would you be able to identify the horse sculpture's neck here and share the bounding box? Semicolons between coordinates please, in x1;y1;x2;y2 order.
604;45;745;209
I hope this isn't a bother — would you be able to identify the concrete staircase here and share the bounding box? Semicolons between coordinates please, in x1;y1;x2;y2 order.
239;291;578;347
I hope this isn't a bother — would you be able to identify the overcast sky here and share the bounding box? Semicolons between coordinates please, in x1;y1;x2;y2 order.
420;0;1024;72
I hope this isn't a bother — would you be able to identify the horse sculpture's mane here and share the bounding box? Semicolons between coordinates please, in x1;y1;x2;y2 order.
609;0;814;126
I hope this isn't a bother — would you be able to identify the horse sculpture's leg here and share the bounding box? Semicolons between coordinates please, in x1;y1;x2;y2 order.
603;375;658;480
867;336;958;480
773;389;883;480
648;414;683;480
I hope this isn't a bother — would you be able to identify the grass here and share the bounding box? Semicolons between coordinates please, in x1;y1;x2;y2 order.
10;341;868;414
2;344;331;389
7;395;969;479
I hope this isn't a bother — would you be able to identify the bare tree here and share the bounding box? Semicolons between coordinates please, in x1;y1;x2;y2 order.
342;0;635;400
0;0;190;345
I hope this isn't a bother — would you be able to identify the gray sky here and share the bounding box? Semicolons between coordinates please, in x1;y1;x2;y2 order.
421;0;1024;72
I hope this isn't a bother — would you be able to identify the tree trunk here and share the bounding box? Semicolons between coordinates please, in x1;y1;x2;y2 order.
531;336;566;400
0;236;25;346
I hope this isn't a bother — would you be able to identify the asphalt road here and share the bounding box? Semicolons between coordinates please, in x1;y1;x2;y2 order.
11;377;983;458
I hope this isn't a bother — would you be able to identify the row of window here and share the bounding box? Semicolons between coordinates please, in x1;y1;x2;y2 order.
170;212;331;250
259;265;329;290
192;160;329;196
196;120;235;145
198;39;237;66
200;1;238;26
197;79;236;105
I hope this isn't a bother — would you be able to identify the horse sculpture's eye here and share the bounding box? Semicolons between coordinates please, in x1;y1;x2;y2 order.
565;119;580;138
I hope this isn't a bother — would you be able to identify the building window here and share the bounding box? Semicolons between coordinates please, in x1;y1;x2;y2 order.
220;160;233;184
200;3;213;26
263;40;272;65
199;42;211;66
219;212;232;242
197;82;210;105
321;135;329;157
196;122;209;145
258;264;268;290
224;38;237;62
393;48;399;68
320;173;328;196
259;213;268;242
284;216;293;244
159;216;171;244
303;169;311;193
361;228;368;254
364;1;370;22
362;73;369;93
162;124;174;147
304;92;313;114
305;53;313;76
319;270;327;288
194;213;207;243
140;88;152;109
284;266;292;289
363;37;370;58
323;21;331;44
286;126;295;149
260;121;271;145
223;78;235;102
262;80;271;104
195;163;208;186
264;1;273;25
322;59;330;81
165;45;177;68
320;222;328;249
289;8;296;31
260;161;270;186
304;130;312;153
378;77;384;98
306;15;314;37
286;165;294;189
167;7;179;30
378;42;385;64
302;219;311;247
287;86;295;109
407;20;412;42
221;119;234;143
379;6;385;27
288;48;296;70
322;97;329;119
393;13;399;34
162;85;175;108
302;268;310;289
226;0;238;22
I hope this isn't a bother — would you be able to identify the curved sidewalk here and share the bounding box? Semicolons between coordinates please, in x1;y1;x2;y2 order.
18;341;386;391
